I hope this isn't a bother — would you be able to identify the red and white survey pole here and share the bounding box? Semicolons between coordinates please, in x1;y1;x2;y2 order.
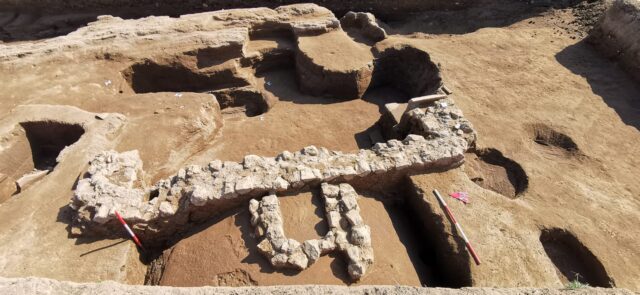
114;211;144;250
432;189;481;265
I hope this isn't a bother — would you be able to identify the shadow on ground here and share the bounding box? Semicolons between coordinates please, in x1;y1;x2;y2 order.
555;41;640;131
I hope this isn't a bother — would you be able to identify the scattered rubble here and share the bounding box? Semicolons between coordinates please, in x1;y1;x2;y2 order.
400;97;476;147
340;11;389;42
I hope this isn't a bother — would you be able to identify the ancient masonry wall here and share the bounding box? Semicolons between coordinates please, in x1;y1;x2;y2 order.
249;183;373;280
69;97;475;245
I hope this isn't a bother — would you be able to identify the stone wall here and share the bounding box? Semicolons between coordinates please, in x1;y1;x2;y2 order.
250;183;373;280
69;96;475;246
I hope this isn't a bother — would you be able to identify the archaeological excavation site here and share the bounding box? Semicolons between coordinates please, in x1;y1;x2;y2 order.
0;0;639;294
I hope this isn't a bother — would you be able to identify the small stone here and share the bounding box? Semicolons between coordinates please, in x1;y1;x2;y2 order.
93;205;111;224
276;151;294;161
346;244;361;263
288;250;309;270
271;237;288;252
348;262;366;280
222;181;237;199
302;146;319;156
208;160;222;171
257;239;274;256
185;165;202;177
319;237;336;254
271;253;289;268
340;193;359;211
249;199;259;214
335;231;349;250
261;210;283;226
176;168;186;180
235;176;255;194
321;183;340;198
387;139;402;148
261;194;278;206
190;185;210;206
299;168;316;182
285;238;301;255
324;197;339;211
250;213;260;227
345;209;363;226
255;224;265;237
243;155;263;169
355;159;371;175
350;225;372;246
403;134;425;143
301;240;321;264
272;176;289;191
327;211;342;229
339;183;356;195
158;201;174;217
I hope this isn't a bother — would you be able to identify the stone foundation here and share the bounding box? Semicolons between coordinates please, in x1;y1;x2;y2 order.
249;183;373;280
69;96;475;246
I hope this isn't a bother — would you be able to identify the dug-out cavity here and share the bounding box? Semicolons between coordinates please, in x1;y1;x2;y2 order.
464;148;528;199
123;59;249;94
0;121;85;202
369;44;443;99
539;228;614;287
530;123;580;155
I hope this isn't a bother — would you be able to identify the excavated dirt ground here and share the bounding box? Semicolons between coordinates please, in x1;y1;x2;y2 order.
0;0;639;292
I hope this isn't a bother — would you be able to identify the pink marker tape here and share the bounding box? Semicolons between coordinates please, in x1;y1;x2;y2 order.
433;189;480;265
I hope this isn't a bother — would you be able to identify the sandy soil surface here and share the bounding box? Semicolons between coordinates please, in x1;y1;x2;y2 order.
0;1;638;292
186;69;383;165
159;192;425;286
297;30;373;72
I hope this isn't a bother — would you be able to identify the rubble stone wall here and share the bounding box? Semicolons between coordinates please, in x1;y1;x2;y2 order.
250;183;373;280
69;97;475;246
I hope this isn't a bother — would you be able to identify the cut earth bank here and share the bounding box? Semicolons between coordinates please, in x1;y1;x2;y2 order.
0;0;638;293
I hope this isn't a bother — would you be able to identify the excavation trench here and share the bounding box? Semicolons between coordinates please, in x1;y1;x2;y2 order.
0;121;84;202
399;178;472;287
123;60;249;94
145;176;473;287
